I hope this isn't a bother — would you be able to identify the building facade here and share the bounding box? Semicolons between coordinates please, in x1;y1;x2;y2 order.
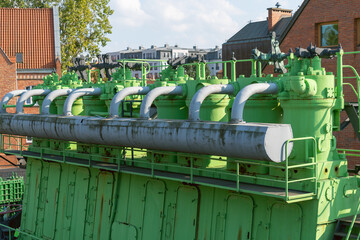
264;0;360;153
107;44;222;79
223;7;292;77
223;0;360;164
0;7;61;113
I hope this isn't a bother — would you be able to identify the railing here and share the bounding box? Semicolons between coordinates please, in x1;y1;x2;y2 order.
0;222;42;240
337;50;360;132
0;134;318;203
0;135;28;153
115;58;261;83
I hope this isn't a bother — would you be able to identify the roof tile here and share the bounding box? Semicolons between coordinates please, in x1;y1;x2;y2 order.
0;8;55;69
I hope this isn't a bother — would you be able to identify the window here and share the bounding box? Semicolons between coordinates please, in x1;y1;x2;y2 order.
25;86;39;106
318;22;338;47
15;53;23;63
25;86;33;105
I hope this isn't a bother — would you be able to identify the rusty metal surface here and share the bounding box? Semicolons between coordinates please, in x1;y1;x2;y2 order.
0;114;292;162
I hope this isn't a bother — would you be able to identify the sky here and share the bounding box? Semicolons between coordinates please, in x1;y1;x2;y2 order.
100;0;304;53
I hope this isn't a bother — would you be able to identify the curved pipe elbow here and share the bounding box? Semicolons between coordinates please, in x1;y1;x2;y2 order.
231;83;278;123
109;86;151;117
140;86;183;119
63;88;102;116
41;89;74;115
0;90;27;113
290;77;317;96
16;89;51;114
188;84;234;121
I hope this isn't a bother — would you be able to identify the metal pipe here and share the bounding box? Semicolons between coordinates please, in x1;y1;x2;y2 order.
63;88;101;116
0;90;27;113
231;83;278;123
0;114;293;162
41;89;74;115
16;89;51;114
109;86;151;117
140;86;183;119
188;84;234;121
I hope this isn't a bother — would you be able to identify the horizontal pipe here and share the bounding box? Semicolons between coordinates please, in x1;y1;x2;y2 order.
188;84;234;121
0;114;293;162
231;83;278;123
63;88;101;116
41;89;74;115
16;89;51;114
109;86;151;117
140;86;183;119
0;90;27;113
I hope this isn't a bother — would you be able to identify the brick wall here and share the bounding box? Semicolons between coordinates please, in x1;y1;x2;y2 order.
267;8;292;30
263;0;360;160
0;51;16;112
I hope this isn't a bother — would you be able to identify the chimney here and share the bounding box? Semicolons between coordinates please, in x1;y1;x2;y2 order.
267;8;292;31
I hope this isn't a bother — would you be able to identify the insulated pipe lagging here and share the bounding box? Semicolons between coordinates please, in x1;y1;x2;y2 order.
140;86;183;119
109;86;151;117
16;89;51;114
231;83;278;123
41;89;74;115
63;88;101;116
188;84;234;121
0;90;27;113
0;114;293;162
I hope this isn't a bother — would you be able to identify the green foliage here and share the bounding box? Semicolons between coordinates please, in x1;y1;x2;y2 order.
0;0;113;70
183;64;211;79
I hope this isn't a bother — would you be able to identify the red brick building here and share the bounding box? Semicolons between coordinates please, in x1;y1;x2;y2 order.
265;0;360;152
224;0;360;155
0;8;61;166
223;7;293;76
0;7;61;113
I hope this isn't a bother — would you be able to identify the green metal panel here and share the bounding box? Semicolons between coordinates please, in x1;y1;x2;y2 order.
69;168;90;240
269;203;302;240
224;194;254;240
42;163;61;239
111;221;137;239
141;180;165;240
22;159;42;234
93;172;115;240
173;186;199;240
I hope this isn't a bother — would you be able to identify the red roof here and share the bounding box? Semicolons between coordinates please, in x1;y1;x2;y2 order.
0;8;56;69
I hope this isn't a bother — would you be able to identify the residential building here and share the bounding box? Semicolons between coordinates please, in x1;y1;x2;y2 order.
107;44;222;79
263;0;360;155
0;7;61;113
223;0;360;163
222;7;292;77
205;46;223;77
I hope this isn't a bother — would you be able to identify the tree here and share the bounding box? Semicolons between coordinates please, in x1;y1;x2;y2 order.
183;64;211;79
0;0;113;70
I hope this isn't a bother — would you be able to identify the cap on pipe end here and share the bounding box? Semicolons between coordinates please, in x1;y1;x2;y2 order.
263;124;293;162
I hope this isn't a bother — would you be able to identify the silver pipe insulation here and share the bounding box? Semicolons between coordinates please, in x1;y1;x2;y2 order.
109;86;151;117
231;83;279;123
0;90;27;113
16;89;51;114
0;114;293;162
63;88;101;116
140;86;183;119
188;84;234;121
41;89;74;115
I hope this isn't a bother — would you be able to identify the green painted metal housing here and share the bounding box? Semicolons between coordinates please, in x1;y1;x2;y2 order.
2;51;360;240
